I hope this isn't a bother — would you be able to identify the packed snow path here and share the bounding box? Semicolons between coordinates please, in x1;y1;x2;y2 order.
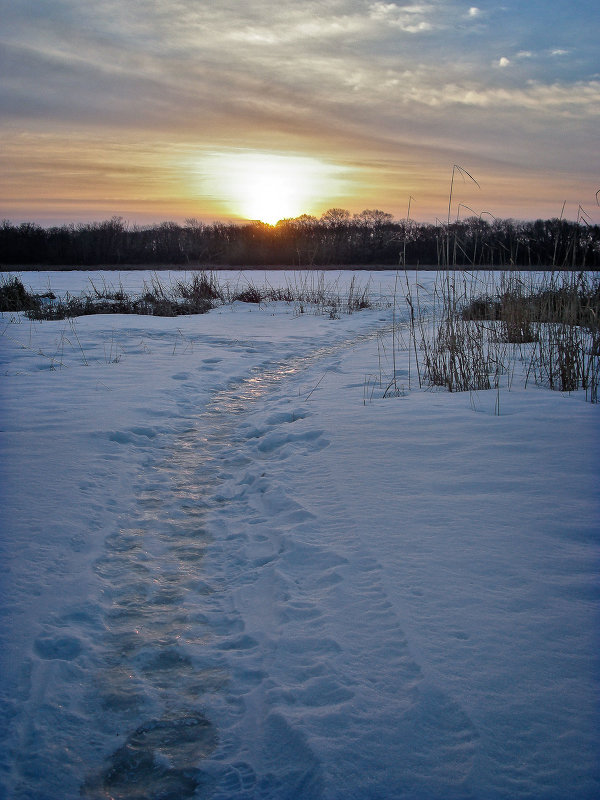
1;271;599;799
81;328;453;800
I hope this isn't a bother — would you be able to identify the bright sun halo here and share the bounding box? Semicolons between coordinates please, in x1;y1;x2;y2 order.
199;151;346;224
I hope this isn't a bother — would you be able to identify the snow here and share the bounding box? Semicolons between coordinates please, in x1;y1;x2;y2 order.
0;269;598;799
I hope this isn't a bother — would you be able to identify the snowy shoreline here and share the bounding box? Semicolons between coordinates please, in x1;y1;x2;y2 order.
1;270;598;799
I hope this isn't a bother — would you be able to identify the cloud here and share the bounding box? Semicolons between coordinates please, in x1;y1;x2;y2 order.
497;57;511;68
401;79;600;117
368;2;434;32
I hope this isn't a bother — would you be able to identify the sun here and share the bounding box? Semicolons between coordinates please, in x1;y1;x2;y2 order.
197;151;347;224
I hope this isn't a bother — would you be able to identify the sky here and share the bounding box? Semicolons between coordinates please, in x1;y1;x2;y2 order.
1;0;599;226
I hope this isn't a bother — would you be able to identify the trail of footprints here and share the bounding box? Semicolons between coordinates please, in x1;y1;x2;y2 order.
77;363;338;798
82;416;228;798
16;329;478;799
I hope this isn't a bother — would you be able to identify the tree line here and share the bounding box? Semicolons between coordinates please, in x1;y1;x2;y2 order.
2;210;599;268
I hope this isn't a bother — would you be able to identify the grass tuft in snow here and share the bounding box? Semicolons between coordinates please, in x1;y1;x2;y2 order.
402;270;600;401
0;275;56;314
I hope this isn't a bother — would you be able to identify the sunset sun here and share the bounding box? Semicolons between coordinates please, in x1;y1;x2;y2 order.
198;151;348;224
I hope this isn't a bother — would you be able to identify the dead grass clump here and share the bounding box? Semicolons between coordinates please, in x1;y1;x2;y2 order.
232;286;264;303
347;275;371;312
174;272;223;303
0;277;34;311
526;319;599;400
421;315;493;392
0;276;55;313
406;270;599;402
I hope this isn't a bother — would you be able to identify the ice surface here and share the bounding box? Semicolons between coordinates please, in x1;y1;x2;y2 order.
0;270;598;799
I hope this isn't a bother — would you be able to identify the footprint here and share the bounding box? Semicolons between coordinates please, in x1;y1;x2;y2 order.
257;428;327;455
106;427;157;445
81;714;217;799
265;408;310;425
219;634;259;652
34;635;82;661
449;630;470;640
137;647;194;675
280;602;322;623
279;676;354;708
401;683;479;788
260;713;325;798
216;761;257;793
130;427;157;438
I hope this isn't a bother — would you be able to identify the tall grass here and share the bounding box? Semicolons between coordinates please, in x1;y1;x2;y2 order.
406;271;498;391
402;270;599;402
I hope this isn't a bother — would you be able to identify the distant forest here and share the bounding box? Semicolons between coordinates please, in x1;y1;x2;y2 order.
2;210;599;268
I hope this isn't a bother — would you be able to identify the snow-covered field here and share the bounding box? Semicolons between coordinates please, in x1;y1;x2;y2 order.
1;269;598;800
